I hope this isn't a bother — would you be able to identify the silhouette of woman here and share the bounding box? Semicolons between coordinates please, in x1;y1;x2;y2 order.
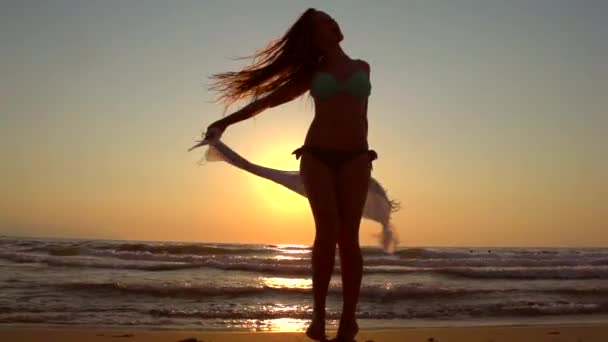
204;8;375;341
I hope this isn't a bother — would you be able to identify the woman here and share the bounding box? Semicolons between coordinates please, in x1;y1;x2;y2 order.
204;8;375;341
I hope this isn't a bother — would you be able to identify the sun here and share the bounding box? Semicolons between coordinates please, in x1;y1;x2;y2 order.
250;142;310;216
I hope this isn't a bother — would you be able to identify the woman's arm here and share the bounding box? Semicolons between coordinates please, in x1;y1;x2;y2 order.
215;79;310;128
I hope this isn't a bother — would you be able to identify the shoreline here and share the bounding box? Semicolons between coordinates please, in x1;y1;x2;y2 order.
4;313;608;331
2;322;608;342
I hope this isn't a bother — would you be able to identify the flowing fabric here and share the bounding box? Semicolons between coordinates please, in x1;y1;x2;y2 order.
191;139;399;253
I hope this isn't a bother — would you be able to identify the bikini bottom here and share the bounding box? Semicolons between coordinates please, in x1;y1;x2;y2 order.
292;145;378;172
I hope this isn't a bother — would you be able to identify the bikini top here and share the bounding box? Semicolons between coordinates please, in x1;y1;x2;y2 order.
310;69;371;101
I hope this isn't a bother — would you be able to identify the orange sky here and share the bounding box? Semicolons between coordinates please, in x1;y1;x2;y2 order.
1;1;606;247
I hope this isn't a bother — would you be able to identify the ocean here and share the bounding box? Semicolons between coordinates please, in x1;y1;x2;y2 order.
1;236;608;332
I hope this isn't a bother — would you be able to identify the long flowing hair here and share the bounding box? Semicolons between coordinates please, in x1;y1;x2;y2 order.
209;8;321;113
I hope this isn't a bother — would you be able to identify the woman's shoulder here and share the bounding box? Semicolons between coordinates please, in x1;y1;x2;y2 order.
355;59;370;72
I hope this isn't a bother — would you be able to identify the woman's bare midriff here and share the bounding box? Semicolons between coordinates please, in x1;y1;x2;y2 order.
304;92;369;150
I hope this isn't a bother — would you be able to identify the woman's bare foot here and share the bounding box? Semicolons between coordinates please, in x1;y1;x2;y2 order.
330;318;358;341
305;313;326;341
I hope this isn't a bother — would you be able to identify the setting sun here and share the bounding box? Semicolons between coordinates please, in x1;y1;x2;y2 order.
250;142;310;217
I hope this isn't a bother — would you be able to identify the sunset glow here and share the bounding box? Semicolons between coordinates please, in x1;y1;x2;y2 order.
0;1;605;247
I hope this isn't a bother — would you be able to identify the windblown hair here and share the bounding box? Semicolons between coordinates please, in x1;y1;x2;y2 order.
209;8;321;112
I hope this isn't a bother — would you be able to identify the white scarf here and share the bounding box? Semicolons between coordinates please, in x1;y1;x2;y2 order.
191;139;399;253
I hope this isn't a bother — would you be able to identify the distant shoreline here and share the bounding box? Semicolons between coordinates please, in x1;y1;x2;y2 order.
2;234;605;249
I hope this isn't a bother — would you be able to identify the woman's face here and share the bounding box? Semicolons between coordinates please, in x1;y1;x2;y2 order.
312;10;343;51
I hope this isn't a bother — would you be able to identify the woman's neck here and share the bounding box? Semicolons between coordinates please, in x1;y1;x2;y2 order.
322;45;349;65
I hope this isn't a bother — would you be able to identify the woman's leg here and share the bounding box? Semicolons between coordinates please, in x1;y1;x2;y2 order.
335;153;372;338
300;153;341;340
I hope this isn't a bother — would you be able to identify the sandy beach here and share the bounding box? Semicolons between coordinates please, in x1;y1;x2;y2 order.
2;323;608;342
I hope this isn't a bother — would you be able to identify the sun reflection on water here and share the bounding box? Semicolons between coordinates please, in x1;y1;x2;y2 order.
275;244;311;255
260;276;312;289
273;255;302;261
239;318;310;332
232;276;314;332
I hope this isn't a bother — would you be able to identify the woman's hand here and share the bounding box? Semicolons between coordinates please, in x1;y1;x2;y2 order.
204;120;227;143
187;120;227;152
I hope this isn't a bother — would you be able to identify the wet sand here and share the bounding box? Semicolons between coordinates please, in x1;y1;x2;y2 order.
1;323;607;342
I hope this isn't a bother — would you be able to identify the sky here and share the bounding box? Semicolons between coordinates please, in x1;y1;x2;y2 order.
1;0;606;247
